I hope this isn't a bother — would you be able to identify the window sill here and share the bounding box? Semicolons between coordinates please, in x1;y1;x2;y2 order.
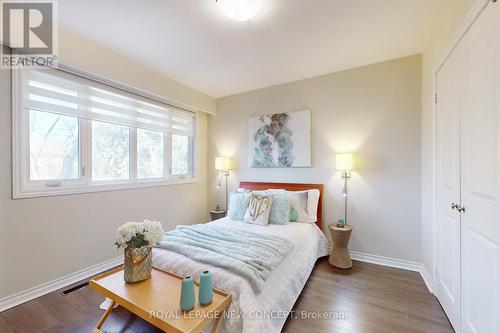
12;177;200;199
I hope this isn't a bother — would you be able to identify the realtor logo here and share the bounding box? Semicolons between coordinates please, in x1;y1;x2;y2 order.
1;0;57;68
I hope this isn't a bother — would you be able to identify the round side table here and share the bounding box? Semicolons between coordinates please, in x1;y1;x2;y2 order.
328;224;353;269
210;210;226;221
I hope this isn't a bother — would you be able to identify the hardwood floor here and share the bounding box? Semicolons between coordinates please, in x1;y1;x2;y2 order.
282;259;453;333
0;259;453;333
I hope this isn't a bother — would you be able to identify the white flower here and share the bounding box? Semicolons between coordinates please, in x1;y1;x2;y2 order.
115;220;164;248
115;222;141;248
141;220;164;246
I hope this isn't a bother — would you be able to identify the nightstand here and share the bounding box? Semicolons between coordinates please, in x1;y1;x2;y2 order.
328;224;353;269
210;210;227;221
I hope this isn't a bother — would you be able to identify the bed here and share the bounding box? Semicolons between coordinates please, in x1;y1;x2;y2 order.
152;182;329;333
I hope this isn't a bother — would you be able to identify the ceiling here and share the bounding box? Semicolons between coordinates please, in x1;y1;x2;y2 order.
60;0;449;98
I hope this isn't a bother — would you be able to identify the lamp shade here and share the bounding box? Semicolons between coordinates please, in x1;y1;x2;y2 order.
217;0;263;22
336;153;353;171
215;157;233;171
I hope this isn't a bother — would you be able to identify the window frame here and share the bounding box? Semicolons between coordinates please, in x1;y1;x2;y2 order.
12;68;199;199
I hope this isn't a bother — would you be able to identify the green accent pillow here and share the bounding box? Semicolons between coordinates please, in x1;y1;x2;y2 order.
227;192;251;221
268;193;291;225
289;207;299;222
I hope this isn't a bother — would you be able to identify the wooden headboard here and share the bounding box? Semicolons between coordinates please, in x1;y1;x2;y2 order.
239;181;324;231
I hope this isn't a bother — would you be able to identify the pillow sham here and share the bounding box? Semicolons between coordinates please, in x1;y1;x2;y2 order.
227;191;251;221
286;189;320;223
288;193;309;222
244;195;273;226
306;189;320;220
252;189;286;195
268;193;291;225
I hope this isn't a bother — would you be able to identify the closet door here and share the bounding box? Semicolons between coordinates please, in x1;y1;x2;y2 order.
460;2;500;333
436;38;465;332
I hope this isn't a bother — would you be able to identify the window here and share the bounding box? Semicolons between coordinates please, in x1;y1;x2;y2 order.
172;134;191;175
137;128;164;179
13;68;197;198
91;121;130;181
29;110;79;180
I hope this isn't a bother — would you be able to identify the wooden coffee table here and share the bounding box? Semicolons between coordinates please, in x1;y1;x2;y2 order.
89;266;231;333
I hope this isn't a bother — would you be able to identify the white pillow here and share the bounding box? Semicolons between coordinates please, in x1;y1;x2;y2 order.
289;194;309;222
244;195;273;226
252;189;286;195
286;189;320;223
307;189;320;220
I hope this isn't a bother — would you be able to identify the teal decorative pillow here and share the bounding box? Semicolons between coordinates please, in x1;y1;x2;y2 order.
228;192;251;221
269;193;291;225
289;207;298;222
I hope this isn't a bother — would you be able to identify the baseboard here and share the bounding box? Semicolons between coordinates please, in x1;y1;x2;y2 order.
0;256;123;312
347;250;434;294
350;251;421;271
418;264;435;295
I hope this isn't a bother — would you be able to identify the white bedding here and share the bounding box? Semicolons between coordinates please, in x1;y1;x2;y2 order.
152;217;329;333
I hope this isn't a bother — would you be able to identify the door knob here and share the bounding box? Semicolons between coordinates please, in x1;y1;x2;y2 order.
457;205;466;213
451;203;458;210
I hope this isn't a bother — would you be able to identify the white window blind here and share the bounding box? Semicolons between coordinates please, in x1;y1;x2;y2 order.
13;67;198;198
20;68;195;136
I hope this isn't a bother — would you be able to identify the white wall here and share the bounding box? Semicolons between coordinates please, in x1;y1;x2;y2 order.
420;0;475;275
208;55;422;262
0;32;215;299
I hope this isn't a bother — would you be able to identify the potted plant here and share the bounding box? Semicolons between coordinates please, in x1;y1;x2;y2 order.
115;220;164;283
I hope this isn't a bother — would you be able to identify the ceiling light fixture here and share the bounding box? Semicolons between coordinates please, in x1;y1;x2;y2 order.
216;0;263;22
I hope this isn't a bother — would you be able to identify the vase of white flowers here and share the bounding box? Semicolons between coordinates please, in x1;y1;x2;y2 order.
115;220;164;283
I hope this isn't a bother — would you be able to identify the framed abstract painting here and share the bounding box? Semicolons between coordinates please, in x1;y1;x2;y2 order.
249;110;311;168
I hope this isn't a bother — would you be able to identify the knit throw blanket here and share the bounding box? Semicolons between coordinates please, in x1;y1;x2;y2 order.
156;224;294;293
